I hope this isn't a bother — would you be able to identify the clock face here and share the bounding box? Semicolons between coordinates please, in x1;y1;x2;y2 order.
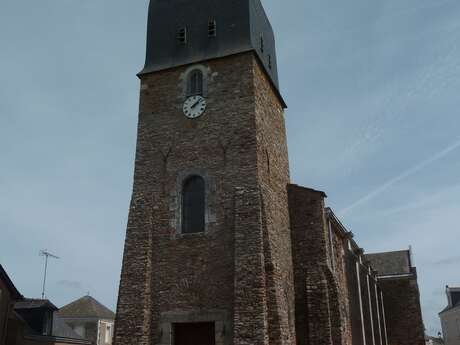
183;95;207;119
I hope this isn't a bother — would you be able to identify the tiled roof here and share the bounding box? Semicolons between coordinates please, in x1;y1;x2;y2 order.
58;296;115;320
15;298;58;311
365;250;411;276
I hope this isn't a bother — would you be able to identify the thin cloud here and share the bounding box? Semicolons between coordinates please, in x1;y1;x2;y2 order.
340;137;460;216
433;256;460;266
57;280;83;289
358;182;460;219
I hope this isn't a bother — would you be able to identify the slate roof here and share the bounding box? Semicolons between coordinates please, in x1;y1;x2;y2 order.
364;250;412;276
0;264;23;300
142;0;286;107
58;296;115;320
15;298;58;311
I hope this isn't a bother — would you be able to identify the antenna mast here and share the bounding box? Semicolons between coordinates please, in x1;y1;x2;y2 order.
39;250;60;299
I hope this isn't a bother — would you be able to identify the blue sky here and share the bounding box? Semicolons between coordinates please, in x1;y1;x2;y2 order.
1;0;459;336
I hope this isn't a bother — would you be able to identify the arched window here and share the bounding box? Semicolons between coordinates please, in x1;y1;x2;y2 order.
182;175;205;234
187;69;204;96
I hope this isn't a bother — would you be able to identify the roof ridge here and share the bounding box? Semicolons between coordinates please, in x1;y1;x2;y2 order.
58;295;115;319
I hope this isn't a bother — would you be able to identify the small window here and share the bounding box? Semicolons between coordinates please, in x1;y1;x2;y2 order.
260;35;264;53
266;150;270;175
208;20;217;37
177;27;187;44
187;69;204;96
268;55;272;69
182;176;205;234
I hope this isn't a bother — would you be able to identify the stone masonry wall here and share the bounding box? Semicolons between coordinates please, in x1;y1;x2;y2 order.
368;275;383;345
378;289;388;345
114;52;295;345
330;223;352;345
113;46;425;345
378;276;425;345
359;264;374;345
328;213;394;345
254;58;296;345
288;185;334;345
291;203;393;345
345;251;365;345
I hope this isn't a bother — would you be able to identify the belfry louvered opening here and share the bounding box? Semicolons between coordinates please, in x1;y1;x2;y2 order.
187;69;204;96
177;27;187;44
208;20;217;37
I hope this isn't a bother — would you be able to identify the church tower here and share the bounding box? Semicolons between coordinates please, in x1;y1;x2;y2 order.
114;1;295;345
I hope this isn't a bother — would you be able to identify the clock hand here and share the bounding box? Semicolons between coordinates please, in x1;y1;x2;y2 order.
191;100;201;109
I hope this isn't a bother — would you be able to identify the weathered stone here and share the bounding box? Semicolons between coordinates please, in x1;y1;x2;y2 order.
114;53;295;345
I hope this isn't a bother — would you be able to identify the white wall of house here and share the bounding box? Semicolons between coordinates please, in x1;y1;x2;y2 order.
97;320;114;345
440;307;460;345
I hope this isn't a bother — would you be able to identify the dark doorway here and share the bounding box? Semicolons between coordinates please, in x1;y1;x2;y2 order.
174;322;215;345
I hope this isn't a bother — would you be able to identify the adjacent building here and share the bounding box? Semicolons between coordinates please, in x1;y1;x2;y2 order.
11;295;115;345
366;250;425;345
58;296;115;345
13;298;90;345
15;299;58;337
440;286;460;345
1;265;89;345
0;264;23;345
426;335;444;345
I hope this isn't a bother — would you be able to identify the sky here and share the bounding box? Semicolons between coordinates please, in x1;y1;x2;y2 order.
1;0;459;336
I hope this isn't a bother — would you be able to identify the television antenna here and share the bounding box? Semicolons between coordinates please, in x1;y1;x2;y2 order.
39;250;60;299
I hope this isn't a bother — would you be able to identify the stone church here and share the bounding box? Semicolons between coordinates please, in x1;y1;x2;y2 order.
113;1;425;345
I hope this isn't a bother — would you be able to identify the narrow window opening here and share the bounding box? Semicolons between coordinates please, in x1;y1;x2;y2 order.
187;69;204;96
182;176;206;234
177;27;187;44
268;55;272;69
260;35;264;53
208;20;217;37
266;150;270;175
